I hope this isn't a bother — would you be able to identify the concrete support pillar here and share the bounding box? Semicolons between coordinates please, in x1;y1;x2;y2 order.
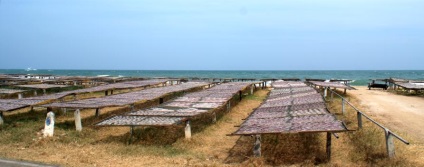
61;108;67;115
34;90;38;96
43;112;55;137
43;89;47;95
185;121;191;139
74;109;82;131
324;87;328;98
17;93;23;99
326;132;332;161
385;129;395;158
253;135;261;157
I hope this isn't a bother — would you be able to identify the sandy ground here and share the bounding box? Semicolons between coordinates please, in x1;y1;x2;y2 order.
348;86;424;143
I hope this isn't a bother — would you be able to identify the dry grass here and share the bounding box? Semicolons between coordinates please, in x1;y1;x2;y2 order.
0;89;269;166
387;88;424;97
1;88;423;166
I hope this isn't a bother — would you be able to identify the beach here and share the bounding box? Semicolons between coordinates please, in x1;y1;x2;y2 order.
349;86;424;143
341;86;424;166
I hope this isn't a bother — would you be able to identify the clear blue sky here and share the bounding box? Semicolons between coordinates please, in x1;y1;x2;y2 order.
0;0;423;70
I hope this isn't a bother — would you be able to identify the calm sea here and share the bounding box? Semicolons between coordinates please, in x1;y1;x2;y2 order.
1;69;423;86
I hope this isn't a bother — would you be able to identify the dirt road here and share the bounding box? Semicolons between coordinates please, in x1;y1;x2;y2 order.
348;86;424;143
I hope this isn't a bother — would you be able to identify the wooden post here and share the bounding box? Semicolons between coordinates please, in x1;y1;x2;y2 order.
43;89;47;95
239;91;242;101
342;99;345;115
385;129;395;158
227;102;231;112
34;90;38;96
330;91;334;101
105;90;108;96
250;86;254;95
344;88;347;94
95;108;100;117
326;132;332;161
111;89;114;95
128;126;135;144
185;120;191;139
159;98;164;104
74;109;82;131
357;112;363;129
0;111;4;125
130;104;135;112
212;112;217;123
253;135;261;157
18;93;23;99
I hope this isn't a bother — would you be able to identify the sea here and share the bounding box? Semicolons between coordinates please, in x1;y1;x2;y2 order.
1;69;423;86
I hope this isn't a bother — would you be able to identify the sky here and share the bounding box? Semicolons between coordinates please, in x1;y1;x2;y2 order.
0;0;423;70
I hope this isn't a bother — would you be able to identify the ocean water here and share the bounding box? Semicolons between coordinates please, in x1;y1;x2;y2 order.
1;69;423;86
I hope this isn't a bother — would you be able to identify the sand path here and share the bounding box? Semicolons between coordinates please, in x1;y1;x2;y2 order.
348;86;424;143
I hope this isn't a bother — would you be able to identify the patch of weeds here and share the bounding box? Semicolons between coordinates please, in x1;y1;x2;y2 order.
114;145;186;157
243;94;266;101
